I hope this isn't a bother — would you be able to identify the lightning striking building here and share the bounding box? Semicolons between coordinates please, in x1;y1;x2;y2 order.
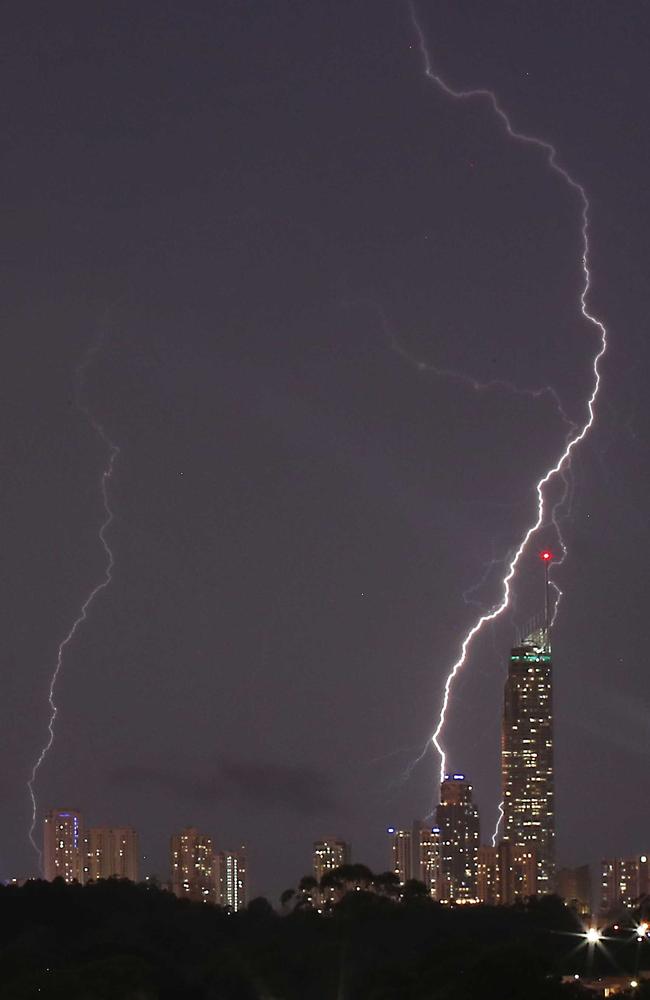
501;620;555;894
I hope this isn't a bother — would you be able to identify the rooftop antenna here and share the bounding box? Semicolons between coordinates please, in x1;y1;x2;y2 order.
540;550;553;650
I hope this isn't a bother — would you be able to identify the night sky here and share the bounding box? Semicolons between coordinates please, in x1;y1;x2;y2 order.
3;1;650;904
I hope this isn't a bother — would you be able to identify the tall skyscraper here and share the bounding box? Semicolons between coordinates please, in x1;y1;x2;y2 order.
501;623;555;894
217;848;247;911
435;775;480;902
84;827;139;882
170;827;216;902
388;828;412;885
313;839;350;883
43;809;84;883
412;822;442;899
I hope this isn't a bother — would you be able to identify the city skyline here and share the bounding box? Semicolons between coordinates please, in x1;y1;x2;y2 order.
27;779;650;919
21;604;650;913
3;1;650;906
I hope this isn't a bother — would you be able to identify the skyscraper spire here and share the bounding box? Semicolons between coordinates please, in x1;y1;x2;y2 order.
540;550;553;651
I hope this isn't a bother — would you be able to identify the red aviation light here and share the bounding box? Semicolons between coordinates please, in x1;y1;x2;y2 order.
540;550;553;562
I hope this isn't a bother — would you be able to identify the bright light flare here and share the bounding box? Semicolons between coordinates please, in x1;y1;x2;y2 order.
540;550;553;562
586;927;601;945
409;3;609;789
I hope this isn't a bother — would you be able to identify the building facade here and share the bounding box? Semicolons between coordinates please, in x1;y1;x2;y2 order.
501;628;555;894
170;827;216;902
388;828;412;885
216;848;247;911
601;855;650;915
43;809;84;883
84;827;139;883
313;839;350;883
435;775;480;902
413;822;442;899
477;845;499;905
498;841;537;904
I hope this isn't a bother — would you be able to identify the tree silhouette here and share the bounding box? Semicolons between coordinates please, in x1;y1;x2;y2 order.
0;877;620;999
279;888;296;913
372;871;401;898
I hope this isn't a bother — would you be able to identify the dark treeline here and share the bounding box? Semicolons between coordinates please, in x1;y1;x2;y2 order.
0;878;648;999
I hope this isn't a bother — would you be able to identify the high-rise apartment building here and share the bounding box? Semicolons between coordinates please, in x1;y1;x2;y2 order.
412;822;442;899
388;828;412;885
170;827;216;902
501;626;555;893
601;855;650;914
84;827;139;883
43;809;84;883
216;848;247;911
435;775;480;902
313;839;350;883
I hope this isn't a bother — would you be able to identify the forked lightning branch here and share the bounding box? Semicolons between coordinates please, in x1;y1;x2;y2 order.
408;4;608;814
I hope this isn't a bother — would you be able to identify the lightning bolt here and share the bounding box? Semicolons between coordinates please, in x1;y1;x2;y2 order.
27;341;119;867
488;468;573;847
491;802;505;848
462;551;506;610
409;5;608;791
347;298;577;431
548;469;572;627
